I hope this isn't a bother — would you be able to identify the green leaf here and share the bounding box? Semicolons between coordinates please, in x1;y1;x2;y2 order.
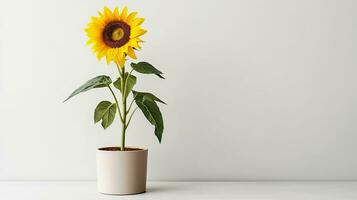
64;75;112;102
113;73;137;98
143;99;164;142
135;97;164;143
132;90;166;104
94;101;117;129
130;62;165;79
136;100;156;125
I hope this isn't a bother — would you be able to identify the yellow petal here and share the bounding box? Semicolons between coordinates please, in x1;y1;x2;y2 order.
97;49;107;60
119;55;126;67
97;10;104;18
131;29;147;38
86;39;95;45
105;49;114;64
103;6;113;20
127;46;137;59
115;48;124;62
87;22;104;31
121;6;128;20
90;16;104;27
116;48;126;66
126;12;138;23
132;18;144;26
92;43;106;51
128;39;140;49
113;7;120;20
86;31;101;38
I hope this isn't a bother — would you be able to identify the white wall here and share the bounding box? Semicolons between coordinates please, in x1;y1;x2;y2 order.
1;0;357;181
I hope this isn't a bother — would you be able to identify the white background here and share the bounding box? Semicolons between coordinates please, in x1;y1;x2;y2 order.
0;0;357;181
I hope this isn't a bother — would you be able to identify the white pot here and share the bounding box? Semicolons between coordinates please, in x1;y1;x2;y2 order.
96;147;148;195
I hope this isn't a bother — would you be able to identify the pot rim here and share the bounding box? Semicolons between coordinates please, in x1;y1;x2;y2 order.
97;146;148;153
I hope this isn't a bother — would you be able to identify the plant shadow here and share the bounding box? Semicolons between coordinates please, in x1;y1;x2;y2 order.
146;185;180;194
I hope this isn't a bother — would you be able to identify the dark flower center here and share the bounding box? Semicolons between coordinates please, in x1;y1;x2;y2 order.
102;21;131;48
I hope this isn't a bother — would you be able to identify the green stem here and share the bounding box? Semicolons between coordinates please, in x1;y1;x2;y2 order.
127;93;137;114
123;69;134;100
108;86;123;122
120;67;127;151
115;64;138;151
126;107;138;127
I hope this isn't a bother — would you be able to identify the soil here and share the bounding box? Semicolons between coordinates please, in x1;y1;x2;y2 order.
98;147;144;151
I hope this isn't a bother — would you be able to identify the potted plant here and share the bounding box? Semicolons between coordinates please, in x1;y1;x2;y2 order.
64;6;165;195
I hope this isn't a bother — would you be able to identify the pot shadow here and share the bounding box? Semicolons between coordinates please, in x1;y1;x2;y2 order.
146;185;181;194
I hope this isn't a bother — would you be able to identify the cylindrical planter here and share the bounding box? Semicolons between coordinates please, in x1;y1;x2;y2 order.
96;147;148;195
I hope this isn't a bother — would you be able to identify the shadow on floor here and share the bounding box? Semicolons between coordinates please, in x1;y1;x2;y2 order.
146;185;181;194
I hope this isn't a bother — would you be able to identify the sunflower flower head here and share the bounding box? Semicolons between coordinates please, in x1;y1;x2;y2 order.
85;6;146;68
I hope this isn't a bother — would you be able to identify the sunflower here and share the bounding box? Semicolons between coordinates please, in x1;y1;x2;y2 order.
85;6;146;67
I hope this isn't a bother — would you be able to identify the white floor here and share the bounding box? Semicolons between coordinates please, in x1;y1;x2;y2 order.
1;181;357;200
